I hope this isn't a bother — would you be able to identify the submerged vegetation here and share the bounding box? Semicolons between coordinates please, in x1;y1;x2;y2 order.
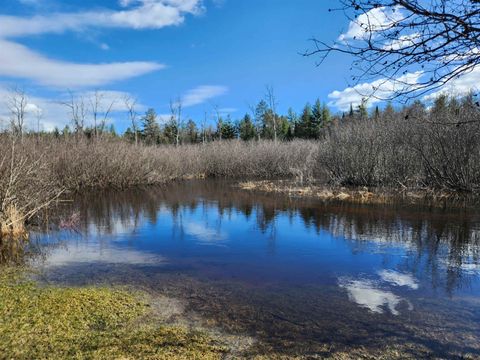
0;268;225;359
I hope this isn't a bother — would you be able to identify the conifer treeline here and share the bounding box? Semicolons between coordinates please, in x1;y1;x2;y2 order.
122;99;337;145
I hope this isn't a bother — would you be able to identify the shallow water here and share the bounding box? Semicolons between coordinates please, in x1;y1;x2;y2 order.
30;181;480;357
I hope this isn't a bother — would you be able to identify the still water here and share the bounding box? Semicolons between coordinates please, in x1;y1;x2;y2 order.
32;181;480;357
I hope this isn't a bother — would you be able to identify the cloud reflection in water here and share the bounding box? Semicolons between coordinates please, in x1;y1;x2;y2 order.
339;270;417;315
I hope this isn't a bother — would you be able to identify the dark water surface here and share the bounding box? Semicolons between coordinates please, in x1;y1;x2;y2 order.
32;181;480;357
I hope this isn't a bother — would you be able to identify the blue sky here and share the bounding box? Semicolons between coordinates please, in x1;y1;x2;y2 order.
0;0;477;132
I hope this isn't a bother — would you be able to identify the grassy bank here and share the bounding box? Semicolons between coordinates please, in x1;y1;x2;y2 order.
0;268;225;359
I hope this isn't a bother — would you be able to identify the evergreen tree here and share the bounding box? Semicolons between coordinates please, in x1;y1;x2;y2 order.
356;99;368;119
254;100;268;139
349;103;354;118
312;99;323;138
185;119;198;143
163;121;178;145
321;103;331;126
141;108;161;145
219;119;237;140
296;103;314;139
238;114;256;141
124;127;135;142
383;102;395;120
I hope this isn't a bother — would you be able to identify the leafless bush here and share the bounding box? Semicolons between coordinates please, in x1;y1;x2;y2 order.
319;96;480;192
0;136;63;239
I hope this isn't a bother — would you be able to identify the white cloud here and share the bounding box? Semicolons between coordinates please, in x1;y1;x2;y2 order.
0;1;203;88
382;33;421;51
422;66;480;102
328;71;423;111
0;40;163;88
339;6;404;42
0;1;202;38
181;85;228;107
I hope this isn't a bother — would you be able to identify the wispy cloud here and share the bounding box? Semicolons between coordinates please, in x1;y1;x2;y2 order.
181;85;228;107
1;0;203;38
0;0;203;88
0;40;163;88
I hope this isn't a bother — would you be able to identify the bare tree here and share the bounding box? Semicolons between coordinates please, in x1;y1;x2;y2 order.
169;97;183;146
304;0;480;100
265;85;278;143
248;102;262;140
212;104;222;140
89;90;115;138
124;95;139;145
60;91;87;135
7;88;28;141
202;111;208;144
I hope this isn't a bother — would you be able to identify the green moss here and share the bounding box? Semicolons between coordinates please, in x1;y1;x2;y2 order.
0;269;225;359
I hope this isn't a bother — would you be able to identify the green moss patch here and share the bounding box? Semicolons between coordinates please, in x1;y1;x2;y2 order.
0;269;225;359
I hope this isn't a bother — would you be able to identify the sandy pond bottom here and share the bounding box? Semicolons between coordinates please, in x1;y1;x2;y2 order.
27;180;480;358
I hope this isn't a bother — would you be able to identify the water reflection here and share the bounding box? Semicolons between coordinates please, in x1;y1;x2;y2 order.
378;270;419;289
339;277;413;315
41;241;166;267
29;180;480;357
45;180;480;295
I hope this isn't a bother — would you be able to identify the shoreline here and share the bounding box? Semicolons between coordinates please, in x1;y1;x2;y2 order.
237;180;480;208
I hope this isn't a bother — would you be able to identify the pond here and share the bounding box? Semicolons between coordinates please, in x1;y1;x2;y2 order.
29;180;480;357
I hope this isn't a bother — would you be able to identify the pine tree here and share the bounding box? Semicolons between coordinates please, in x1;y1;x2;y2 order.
321;104;331;126
142;108;161;145
312;99;323;139
238;114;256;141
219;118;237;139
356;98;368;119
185;119;198;143
296;103;313;139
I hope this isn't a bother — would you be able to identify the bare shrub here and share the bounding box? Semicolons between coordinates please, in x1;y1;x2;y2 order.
319;96;480;191
0;136;63;239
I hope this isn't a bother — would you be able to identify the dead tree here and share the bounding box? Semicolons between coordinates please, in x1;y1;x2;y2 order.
124;95;139;145
265;85;278;143
304;0;480;100
89;90;115;138
169;97;183;146
60;91;87;135
7;88;28;141
212;104;222;140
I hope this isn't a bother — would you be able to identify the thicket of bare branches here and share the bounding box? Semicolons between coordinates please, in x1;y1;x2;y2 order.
0;137;63;240
319;95;480;191
306;0;480;99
